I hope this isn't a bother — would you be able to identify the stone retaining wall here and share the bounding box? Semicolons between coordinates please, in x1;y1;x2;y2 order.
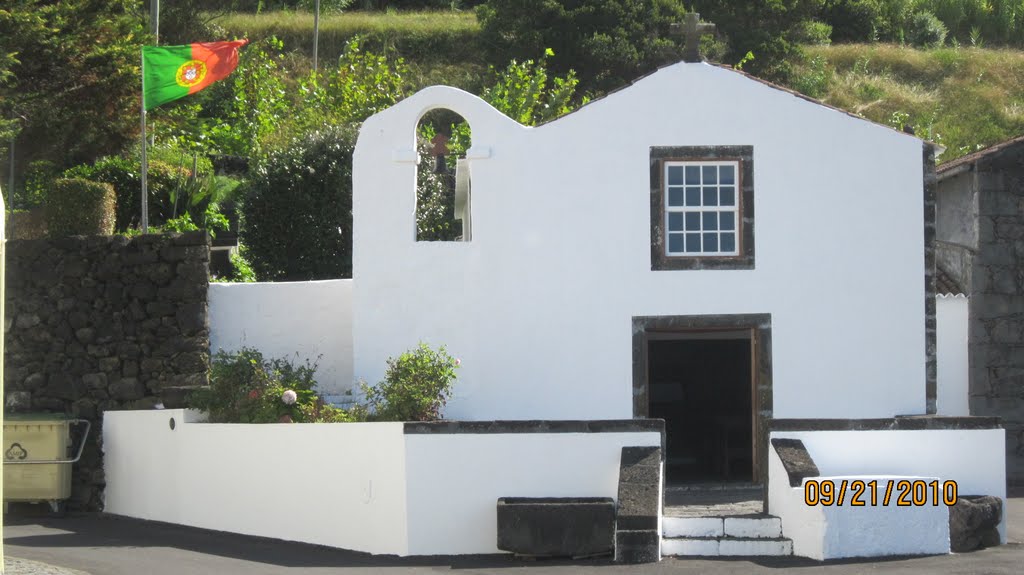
969;148;1024;483
3;231;210;509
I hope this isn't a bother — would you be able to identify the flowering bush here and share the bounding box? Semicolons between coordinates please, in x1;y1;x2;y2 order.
361;343;460;422
189;348;364;423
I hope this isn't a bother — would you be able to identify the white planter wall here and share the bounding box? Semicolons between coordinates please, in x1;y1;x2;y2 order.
208;280;354;398
103;410;660;556
103;410;407;554
769;429;1006;559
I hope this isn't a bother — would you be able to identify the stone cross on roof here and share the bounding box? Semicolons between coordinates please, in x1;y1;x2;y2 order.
671;12;716;63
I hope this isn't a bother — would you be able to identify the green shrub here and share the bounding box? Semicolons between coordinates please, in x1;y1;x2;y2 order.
910;10;949;47
824;0;880;42
212;244;259;283
189;348;363;423
795;20;834;45
362;343;460;422
64;155;190;231
44;178;116;237
792;55;833;98
4;208;47;239
22;160;59;209
240;125;356;281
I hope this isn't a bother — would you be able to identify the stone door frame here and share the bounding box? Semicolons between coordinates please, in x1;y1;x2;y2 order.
631;313;773;483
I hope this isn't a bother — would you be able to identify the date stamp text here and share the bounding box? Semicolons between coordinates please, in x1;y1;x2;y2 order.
804;479;958;507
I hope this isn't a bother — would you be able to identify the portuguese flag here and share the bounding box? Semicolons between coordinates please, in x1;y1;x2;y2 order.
143;40;248;111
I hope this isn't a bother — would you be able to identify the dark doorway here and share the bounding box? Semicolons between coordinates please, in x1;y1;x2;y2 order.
647;333;753;484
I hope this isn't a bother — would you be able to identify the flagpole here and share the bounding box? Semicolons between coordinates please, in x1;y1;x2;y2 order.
313;0;320;74
140;49;149;233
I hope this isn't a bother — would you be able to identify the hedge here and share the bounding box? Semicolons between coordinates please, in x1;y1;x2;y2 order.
44;178;117;237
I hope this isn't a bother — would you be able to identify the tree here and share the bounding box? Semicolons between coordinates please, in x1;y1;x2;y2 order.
0;0;147;181
694;0;825;80
239;126;357;281
477;0;688;93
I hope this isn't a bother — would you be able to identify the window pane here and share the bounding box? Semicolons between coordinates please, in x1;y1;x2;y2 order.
668;187;685;207
685;187;701;206
668;212;684;231
685;166;701;185
703;187;718;206
720;211;735;231
702;165;717;184
668;233;684;253
685;233;701;252
720;186;735;206
703;233;719;252
667;166;685;186
702;212;718;231
685;212;700;231
720;165;735;185
720;232;736;253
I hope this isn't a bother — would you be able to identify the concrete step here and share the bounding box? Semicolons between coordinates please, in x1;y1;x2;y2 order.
663;514;782;539
662;536;793;557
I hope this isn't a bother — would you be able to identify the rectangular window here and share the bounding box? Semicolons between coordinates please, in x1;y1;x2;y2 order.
664;161;740;257
650;145;754;271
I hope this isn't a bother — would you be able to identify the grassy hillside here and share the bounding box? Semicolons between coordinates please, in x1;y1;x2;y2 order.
792;44;1024;161
215;10;487;90
216;10;1024;163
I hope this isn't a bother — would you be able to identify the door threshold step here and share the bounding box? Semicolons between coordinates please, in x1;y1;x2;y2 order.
663;514;781;538
662;536;793;557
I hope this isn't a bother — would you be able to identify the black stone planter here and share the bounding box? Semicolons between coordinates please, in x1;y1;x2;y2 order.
496;497;615;558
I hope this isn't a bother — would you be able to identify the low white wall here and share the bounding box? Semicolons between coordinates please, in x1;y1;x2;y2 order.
769;428;1007;559
403;432;662;555
104;410;661;556
936;295;969;416
103;410;408;555
208;280;353;398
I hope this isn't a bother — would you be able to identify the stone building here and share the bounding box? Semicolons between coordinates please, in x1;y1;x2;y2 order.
935;135;1024;484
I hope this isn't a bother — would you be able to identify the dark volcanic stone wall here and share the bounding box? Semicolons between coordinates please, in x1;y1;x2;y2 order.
969;147;1024;484
3;231;210;509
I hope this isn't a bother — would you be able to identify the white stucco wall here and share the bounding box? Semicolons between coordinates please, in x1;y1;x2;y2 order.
103;410;408;555
769;428;1007;557
403;431;661;555
208;280;353;398
104;410;659;556
353;62;926;421
936;295;969;416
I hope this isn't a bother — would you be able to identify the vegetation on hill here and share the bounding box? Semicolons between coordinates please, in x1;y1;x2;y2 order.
791;44;1024;159
3;2;1024;278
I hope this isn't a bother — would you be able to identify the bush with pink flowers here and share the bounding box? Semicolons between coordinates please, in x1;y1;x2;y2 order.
189;348;364;423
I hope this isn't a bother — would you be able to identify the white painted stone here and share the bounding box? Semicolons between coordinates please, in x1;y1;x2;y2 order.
724;516;782;539
768;428;1008;557
719;538;793;556
937;294;969;416
353;64;927;421
661;538;720;556
103;410;661;557
208;280;353;397
663;517;723;538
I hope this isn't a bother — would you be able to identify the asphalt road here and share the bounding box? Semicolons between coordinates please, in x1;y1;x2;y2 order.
3;496;1023;575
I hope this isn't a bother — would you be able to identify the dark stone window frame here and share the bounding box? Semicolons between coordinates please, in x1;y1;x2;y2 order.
650;146;755;270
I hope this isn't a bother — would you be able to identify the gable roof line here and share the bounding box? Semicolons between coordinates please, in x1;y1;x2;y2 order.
534;60;925;143
936;133;1024;176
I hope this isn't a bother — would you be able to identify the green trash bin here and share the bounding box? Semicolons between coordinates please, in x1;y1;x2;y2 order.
3;414;91;513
